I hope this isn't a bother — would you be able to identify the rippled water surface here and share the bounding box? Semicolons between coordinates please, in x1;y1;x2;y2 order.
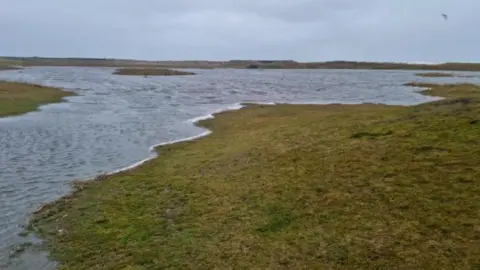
1;67;479;269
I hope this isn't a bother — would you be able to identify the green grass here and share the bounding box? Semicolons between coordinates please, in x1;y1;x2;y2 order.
0;81;75;117
31;83;480;269
113;68;195;76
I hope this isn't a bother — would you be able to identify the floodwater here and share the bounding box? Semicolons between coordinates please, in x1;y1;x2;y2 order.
1;67;479;269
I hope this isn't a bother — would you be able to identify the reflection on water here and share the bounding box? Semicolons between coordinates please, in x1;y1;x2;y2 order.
1;67;479;269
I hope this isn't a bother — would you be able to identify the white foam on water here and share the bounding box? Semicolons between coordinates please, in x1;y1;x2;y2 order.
106;102;245;176
186;103;244;124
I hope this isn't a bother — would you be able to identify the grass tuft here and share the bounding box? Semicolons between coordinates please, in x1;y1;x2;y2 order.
256;205;297;235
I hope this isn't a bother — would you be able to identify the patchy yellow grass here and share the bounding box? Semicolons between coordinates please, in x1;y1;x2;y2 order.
31;83;480;269
0;81;74;117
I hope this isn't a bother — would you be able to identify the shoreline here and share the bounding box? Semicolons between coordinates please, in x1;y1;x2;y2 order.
27;84;438;221
106;103;245;176
24;82;480;269
25;99;394;220
43;90;429;181
70;96;397;181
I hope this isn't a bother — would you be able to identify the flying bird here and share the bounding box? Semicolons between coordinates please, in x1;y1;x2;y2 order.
441;13;448;20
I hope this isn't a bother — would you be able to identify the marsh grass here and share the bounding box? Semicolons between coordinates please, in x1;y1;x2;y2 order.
113;68;195;76
0;81;75;117
30;83;480;269
415;72;455;77
414;72;480;78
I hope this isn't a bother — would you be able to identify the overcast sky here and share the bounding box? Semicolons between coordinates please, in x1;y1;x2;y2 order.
0;0;478;62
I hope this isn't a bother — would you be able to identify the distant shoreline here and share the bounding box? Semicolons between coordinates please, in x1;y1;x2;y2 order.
3;57;480;71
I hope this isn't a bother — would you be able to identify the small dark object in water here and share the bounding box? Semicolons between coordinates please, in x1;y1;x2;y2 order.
469;119;479;125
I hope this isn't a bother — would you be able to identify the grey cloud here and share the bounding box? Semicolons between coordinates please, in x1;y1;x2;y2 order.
0;0;478;62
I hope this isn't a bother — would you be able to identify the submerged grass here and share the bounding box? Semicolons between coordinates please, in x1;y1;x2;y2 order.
415;72;455;77
0;81;75;117
31;83;480;269
113;68;195;76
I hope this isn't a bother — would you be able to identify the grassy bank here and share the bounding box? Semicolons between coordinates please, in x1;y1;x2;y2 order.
31;83;480;269
0;66;20;71
0;58;23;70
113;68;195;76
0;81;75;117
